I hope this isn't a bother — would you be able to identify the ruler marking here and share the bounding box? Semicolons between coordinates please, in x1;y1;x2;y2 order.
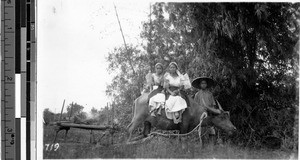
4;82;14;85
2;120;12;122
3;0;36;159
2;0;16;159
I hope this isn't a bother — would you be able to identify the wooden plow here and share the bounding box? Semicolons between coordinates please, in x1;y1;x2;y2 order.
52;122;119;144
51;100;119;144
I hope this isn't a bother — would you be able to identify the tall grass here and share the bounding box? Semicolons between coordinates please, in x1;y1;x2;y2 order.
44;125;297;159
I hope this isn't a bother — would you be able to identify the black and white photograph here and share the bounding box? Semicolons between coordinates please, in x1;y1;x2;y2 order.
38;1;299;159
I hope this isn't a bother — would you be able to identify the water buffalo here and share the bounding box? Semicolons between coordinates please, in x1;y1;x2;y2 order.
127;92;237;142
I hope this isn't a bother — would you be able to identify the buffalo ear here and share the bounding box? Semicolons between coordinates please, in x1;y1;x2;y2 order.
223;111;230;118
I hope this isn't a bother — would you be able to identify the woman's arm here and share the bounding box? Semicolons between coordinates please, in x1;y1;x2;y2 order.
179;85;184;91
179;74;185;91
171;79;184;95
165;83;176;96
145;72;153;90
173;87;182;95
164;77;176;96
149;84;153;91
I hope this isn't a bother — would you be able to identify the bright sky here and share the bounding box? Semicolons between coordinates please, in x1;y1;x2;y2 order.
37;0;150;113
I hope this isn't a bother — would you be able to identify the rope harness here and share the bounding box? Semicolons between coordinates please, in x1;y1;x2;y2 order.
148;112;208;142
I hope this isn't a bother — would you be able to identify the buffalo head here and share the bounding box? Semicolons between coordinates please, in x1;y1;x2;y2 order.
211;111;237;135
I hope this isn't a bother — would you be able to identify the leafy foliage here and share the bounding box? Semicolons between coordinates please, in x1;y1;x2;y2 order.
43;108;55;125
106;2;299;149
66;103;85;118
106;45;150;126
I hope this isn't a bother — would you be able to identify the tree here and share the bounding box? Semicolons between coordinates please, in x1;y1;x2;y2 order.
90;107;98;117
106;2;299;148
43;108;55;125
77;111;87;120
147;3;299;147
106;45;151;126
66;103;84;118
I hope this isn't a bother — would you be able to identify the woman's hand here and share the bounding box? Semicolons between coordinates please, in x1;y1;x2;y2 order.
174;90;179;95
171;92;176;96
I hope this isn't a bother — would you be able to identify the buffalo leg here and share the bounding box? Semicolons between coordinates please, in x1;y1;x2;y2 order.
143;121;151;137
126;122;133;142
127;116;146;142
179;125;189;152
208;127;216;146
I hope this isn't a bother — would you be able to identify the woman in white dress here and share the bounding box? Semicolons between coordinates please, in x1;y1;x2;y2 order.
164;62;187;124
148;63;166;116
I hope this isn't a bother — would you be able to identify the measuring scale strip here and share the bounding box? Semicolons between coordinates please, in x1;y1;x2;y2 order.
2;0;36;159
1;0;16;159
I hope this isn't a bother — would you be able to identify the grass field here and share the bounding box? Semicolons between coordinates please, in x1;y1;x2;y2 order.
43;125;297;159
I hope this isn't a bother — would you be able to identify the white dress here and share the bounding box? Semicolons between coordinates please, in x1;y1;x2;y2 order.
149;73;165;111
151;73;163;90
164;73;187;123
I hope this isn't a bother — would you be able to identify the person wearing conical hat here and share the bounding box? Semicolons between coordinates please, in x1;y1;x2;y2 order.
192;76;221;145
192;77;221;114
